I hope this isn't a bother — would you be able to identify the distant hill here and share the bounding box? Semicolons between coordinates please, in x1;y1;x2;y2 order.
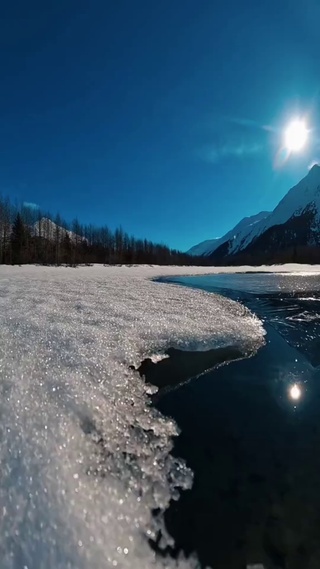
32;217;85;243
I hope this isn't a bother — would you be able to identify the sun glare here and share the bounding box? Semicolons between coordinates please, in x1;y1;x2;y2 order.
284;120;308;152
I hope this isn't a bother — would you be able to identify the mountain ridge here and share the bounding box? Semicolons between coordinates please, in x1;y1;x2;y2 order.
189;165;320;264
187;211;270;256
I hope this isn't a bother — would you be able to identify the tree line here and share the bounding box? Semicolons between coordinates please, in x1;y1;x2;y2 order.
0;196;205;266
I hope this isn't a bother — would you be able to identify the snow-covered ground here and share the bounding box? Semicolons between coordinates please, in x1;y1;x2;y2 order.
0;263;315;569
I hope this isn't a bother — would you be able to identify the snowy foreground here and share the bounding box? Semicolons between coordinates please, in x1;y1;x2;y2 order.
0;263;315;569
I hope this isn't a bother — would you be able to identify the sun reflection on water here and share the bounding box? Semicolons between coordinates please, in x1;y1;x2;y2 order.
289;383;302;401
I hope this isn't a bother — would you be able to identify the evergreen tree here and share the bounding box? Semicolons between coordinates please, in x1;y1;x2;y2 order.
11;213;28;264
62;232;72;265
0;196;198;266
0;196;12;264
54;213;62;265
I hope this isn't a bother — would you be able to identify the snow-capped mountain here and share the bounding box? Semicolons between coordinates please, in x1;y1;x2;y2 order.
189;164;320;264
230;164;320;255
188;211;270;256
33;218;85;243
188;237;221;257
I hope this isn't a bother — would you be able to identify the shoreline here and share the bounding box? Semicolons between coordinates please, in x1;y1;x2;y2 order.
134;344;252;401
151;277;319;569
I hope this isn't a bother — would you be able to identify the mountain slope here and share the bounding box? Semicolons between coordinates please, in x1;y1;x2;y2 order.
230;164;320;255
190;165;320;265
188;237;221;256
33;217;85;243
188;211;270;256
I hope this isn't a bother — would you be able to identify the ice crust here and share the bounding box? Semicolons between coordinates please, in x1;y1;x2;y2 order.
0;264;266;568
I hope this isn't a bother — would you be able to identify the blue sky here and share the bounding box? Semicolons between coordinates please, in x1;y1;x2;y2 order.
1;0;320;250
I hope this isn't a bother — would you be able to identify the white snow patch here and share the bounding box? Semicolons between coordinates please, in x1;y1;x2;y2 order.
150;353;170;363
0;263;274;568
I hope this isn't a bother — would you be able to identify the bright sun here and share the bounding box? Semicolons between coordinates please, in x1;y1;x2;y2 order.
284;119;308;152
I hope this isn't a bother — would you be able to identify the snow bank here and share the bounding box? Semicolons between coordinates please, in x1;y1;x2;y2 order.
0;264;266;569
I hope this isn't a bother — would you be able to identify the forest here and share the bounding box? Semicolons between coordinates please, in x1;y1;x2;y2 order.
0;196;203;266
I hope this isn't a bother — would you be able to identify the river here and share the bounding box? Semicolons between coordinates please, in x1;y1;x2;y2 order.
154;272;320;569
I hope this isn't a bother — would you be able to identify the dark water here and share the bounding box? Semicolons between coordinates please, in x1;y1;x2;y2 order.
154;273;320;569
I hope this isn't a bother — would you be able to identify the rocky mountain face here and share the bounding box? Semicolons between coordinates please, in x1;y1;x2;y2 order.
189;165;320;264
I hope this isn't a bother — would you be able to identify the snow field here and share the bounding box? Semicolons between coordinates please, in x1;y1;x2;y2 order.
0;264;266;568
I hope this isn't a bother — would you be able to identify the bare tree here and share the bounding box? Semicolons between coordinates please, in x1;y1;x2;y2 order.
0;196;194;266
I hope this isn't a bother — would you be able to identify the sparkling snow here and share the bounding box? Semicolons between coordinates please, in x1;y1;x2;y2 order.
0;264;269;568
